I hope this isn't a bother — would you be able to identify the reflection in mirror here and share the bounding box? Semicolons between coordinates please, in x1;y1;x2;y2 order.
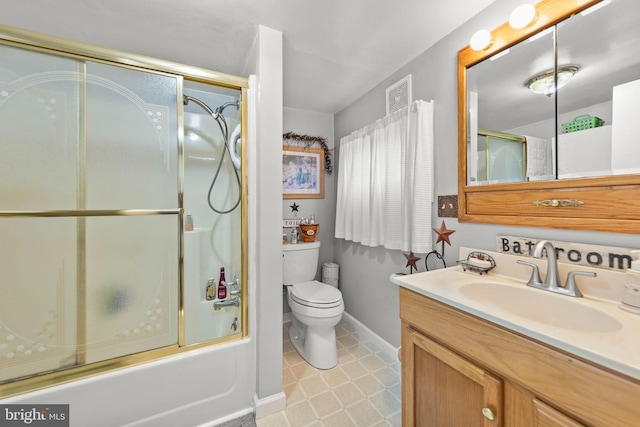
476;129;526;183
557;0;640;178
467;26;555;184
466;0;640;185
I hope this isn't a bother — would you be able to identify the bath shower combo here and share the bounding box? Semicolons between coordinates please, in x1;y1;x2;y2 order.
0;24;248;411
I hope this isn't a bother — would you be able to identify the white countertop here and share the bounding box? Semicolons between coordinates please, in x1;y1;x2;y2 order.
392;248;640;381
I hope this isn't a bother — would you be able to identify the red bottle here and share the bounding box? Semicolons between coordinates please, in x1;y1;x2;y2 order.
217;267;227;300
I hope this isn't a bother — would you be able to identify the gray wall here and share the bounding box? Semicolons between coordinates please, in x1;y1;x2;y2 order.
334;0;639;348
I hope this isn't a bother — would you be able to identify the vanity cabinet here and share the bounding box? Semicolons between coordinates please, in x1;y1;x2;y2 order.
400;287;640;427
402;326;503;426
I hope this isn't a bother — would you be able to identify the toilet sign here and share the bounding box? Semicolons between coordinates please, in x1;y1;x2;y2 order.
497;235;637;271
283;218;301;227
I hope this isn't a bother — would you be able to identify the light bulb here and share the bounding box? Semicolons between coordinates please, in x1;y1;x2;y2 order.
470;29;493;51
509;4;537;29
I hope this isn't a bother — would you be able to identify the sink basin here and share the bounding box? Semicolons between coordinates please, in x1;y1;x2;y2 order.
458;282;622;333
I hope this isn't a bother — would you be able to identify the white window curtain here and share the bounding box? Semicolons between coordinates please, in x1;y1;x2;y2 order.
335;99;434;253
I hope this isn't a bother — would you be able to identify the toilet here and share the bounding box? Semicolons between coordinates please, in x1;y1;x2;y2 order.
283;241;344;369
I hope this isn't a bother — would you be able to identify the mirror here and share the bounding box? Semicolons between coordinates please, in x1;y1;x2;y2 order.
458;0;640;234
466;0;640;184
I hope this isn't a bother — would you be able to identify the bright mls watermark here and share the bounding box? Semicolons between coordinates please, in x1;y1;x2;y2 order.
1;405;69;426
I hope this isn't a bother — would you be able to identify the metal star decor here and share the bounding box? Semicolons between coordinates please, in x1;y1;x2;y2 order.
433;220;456;246
403;251;422;274
290;202;300;215
428;221;456;266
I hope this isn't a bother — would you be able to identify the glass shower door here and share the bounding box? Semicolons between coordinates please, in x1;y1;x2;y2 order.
0;43;179;383
182;80;243;345
82;62;179;364
0;45;81;382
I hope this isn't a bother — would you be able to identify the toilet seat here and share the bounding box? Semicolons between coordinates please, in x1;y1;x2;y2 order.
290;280;342;309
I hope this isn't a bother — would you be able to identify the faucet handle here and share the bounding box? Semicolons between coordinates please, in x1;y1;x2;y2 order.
564;271;596;298
517;259;544;287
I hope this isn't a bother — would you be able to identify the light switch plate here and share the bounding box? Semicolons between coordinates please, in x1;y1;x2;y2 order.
438;195;458;218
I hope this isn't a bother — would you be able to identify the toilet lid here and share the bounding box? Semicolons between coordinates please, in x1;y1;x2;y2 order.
291;280;342;306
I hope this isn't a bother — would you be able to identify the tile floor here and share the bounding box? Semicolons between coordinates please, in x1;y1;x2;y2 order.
257;319;402;427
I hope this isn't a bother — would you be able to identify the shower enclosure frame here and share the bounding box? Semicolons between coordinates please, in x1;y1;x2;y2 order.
0;24;249;398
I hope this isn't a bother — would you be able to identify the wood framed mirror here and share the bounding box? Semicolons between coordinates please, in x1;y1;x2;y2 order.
458;0;640;234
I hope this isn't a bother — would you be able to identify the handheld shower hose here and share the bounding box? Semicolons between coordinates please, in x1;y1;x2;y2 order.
183;95;241;214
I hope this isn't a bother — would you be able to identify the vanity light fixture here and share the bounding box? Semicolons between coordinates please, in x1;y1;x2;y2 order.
509;3;537;29
470;29;493;51
524;65;579;96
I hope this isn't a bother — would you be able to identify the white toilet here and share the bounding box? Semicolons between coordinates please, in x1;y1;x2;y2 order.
283;241;344;369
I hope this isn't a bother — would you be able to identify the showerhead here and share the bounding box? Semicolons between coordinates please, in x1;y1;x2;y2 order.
215;100;240;115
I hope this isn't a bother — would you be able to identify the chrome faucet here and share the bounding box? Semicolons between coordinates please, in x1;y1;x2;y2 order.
533;240;562;289
518;240;596;298
213;294;240;310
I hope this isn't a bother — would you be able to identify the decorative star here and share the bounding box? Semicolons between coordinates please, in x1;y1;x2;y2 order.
432;220;456;246
290;202;300;213
403;251;422;273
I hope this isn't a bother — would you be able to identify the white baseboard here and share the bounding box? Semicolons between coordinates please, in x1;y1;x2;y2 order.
254;391;286;420
341;312;400;363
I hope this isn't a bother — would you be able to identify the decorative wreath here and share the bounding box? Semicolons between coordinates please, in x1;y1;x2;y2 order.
283;132;333;174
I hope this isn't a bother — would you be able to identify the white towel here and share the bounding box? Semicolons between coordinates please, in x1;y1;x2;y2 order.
525;135;554;181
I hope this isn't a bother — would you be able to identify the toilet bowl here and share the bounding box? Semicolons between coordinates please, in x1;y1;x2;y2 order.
283;241;344;369
287;280;344;369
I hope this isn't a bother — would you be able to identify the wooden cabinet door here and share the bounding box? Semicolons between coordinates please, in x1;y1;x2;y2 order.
402;324;503;426
533;399;586;427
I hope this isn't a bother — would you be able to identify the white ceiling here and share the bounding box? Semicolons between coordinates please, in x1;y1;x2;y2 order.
0;0;497;114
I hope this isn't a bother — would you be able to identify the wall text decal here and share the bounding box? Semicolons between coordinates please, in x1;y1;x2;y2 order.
496;235;637;271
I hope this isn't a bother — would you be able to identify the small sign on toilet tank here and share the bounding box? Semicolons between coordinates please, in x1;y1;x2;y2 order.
283;218;301;227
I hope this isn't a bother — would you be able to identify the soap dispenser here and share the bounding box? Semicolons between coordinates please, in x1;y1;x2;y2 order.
620;250;640;314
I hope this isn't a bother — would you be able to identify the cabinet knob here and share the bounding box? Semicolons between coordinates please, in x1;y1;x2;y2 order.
482;407;495;421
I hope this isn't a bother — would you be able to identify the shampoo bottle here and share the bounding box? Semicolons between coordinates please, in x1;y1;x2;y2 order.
205;278;216;300
218;267;227;300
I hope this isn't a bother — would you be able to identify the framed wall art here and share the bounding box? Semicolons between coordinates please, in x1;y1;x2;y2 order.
282;146;324;199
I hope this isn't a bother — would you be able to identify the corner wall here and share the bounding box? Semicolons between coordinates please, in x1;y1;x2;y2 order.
243;25;286;418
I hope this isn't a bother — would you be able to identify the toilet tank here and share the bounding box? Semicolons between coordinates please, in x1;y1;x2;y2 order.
283;241;321;285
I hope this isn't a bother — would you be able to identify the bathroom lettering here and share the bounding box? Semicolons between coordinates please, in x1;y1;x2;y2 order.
497;235;633;271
